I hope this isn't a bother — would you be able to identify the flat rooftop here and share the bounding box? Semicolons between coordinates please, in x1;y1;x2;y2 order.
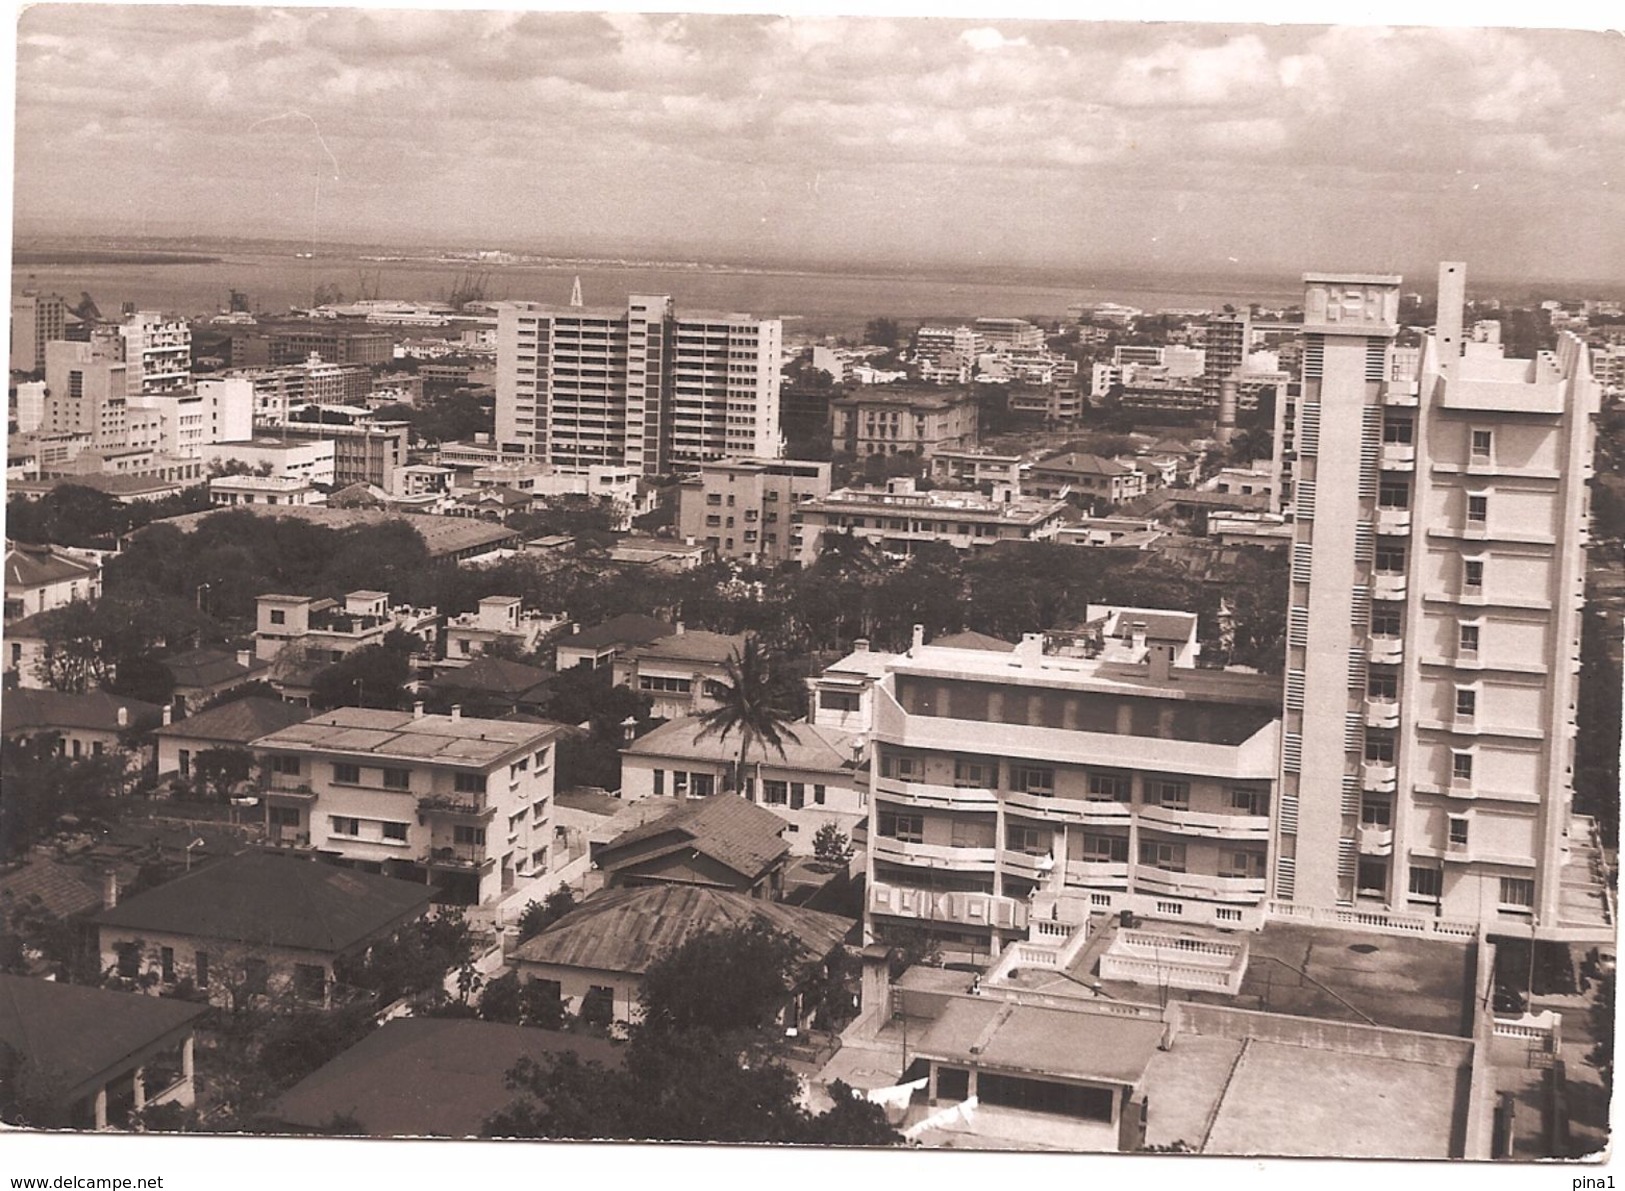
910;997;1163;1087
892;644;1282;706
252;706;562;768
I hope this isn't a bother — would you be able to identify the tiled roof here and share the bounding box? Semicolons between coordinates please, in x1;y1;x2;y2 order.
151;506;520;560
561;613;675;652
1;690;164;736
1032;451;1130;477
4;543;97;592
426;656;553;699
269;1018;623;1137
598;794;790;881
161;648;268;690
931;630;1015;652
509;884;853;977
0;973;206;1098
625;629;747;667
152;697;312;745
96;852;434;956
625;716;859;775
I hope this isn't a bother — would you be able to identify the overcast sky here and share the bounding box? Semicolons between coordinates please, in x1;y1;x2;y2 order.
11;6;1625;282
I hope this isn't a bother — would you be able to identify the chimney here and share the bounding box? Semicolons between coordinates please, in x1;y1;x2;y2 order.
1148;642;1174;684
161;704;173;727
102;868;119;910
413;700;425;719
450;704;462;721
911;624;925;653
236;649;252;669
674;622;685;636
1015;633;1044;666
116;706;129;728
1131;621;1148;654
854;638;870;653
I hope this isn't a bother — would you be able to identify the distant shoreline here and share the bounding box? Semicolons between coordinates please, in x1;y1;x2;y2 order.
14;250;224;266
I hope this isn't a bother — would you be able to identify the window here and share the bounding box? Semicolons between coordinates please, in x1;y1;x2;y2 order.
790;783;806;810
295;964;327;1002
813;784;826;805
160;947;175;984
269;609;286;625
1464;559;1484;590
820;690;860;713
762;780;789;805
511;757;530;776
1138;839;1186;872
1499;877;1535;910
1087;772;1131;802
330;816;360;837
271;755;301;775
881;751;921;781
1081;833;1129;863
1448;816;1470;848
242;959;269;997
1229;787;1268;816
1367;673;1397;701
1467;494;1488;524
878;811;924;843
1010;765;1055;796
381;767;410;790
1452;752;1474;782
691;772;716;798
653;769;665;796
1470;429;1493;460
195;951;210;989
1356;858;1388;894
333;763;360;785
1374;545;1406;573
1459;623;1481;654
1371;609;1402;637
1360;799;1392;826
1365;734;1395;764
954;760;992;789
533;799;548;820
178;749;191;777
1378;483;1410;510
1383;419;1414;444
453;825;486;846
534;748;550;769
268;806;300;828
1408;866;1443;900
1455;687;1477;719
455;773;487;795
1149;779;1189;810
382;821;409;842
1006;824;1048;855
1220;850;1266;880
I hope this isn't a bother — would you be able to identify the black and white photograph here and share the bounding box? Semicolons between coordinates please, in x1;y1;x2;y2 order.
1;1;1620;1182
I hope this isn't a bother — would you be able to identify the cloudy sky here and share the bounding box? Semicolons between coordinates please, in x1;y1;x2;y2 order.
11;5;1625;282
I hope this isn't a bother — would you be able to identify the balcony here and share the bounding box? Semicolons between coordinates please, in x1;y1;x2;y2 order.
1381;381;1420;407
417;793;496;820
867;880;1028;931
1357;824;1394;856
1362;762;1397;792
420;845;495;871
1368;636;1404;665
1064;859;1131;887
1365;698;1400;729
1003;789;1124;824
1374;508;1412;536
870;836;998;873
1372;572;1408;601
265;780;317;801
874;775;997;810
1379;443;1416;471
1000;849;1057;881
1136;805;1271;840
1134;868;1268;904
262;826;314;851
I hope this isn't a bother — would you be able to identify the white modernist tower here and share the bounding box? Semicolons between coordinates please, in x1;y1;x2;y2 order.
1275;263;1601;938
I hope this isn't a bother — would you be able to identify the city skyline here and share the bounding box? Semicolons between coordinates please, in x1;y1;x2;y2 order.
11;7;1625;285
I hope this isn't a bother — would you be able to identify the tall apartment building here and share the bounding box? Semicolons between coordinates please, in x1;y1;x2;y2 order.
119;312;192;394
973;317;1044;351
268;326;393;367
43;335;129;447
495;296;782;474
1200;312;1251;405
250;706;563;906
1273;264;1601;939
675;457;832;566
863;627;1281;960
11;292;67;374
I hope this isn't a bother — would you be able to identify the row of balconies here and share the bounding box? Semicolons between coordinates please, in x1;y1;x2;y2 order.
875;778;1269;838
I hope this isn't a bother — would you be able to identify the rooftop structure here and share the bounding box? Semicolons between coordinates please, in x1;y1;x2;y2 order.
797;479;1068;562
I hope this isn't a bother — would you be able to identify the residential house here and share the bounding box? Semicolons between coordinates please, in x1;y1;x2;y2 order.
605;536;711;571
442;596;567;667
553;614;674;673
250;706;565;905
611;627;748;721
0;973;206;1130
1;689;164;769
96;851;435;1008
423;656;554;718
269;1018;623;1137
1026;453;1148;507
160;647;271;715
4;540;102;623
507;884;852;1028
4;611;54;690
253;590;440;666
152;697;312;785
619;716;867;851
591;794;791;898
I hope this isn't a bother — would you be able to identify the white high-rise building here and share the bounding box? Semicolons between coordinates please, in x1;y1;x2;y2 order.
1273;263;1603;939
495;294;782;474
119;311;192;394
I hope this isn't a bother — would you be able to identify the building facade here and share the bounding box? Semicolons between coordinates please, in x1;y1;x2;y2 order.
11;291;67;374
675;457;832;566
797;479;1067;562
1272;264;1602;939
830;387;978;460
495;295;783;474
119;312;192;394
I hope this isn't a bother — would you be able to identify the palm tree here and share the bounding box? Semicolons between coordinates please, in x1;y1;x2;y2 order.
695;637;801;796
